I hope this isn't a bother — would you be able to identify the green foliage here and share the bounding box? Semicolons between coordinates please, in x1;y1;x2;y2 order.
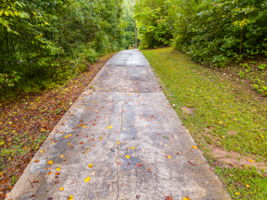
134;0;172;48
239;62;267;96
120;0;136;49
135;0;267;65
0;0;133;96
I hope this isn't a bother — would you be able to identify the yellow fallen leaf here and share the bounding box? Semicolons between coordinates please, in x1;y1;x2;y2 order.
125;155;131;159
0;141;5;146
246;184;250;188
82;125;88;128
183;197;191;200
68;195;74;200
64;134;72;139
248;159;254;163
40;150;45;153
235;192;240;195
107;125;113;129
56;168;61;171
167;155;172;159
99;137;103;140
128;146;135;150
192;145;198;149
47;160;54;165
59;187;64;191
59;154;64;158
84;176;91;183
88;163;93;168
40;128;46;132
116;141;121;145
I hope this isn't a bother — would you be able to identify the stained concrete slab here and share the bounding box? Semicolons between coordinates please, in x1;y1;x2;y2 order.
6;50;230;200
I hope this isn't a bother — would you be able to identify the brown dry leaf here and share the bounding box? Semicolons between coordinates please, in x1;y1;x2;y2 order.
165;196;173;200
188;160;196;166
136;163;143;167
227;131;237;135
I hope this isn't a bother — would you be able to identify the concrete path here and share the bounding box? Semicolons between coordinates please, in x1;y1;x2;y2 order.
7;50;229;200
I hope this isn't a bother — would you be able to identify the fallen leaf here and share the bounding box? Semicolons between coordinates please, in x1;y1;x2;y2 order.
55;172;60;176
64;134;72;139
246;184;250;188
59;187;64;191
183;197;191;200
40;128;46;132
128;146;135;150
248;159;254;163
165;196;173;200
107;125;113;129
167;155;172;159
34;160;40;163
88;163;93;168
227;131;237;135
136;163;143;167
192;145;198;149
235;192;240;195
188;160;196;166
47;160;54;165
84;177;91;183
59;154;64;159
68;195;74;200
40;150;45;153
99;137;103;140
116;141;121;145
125;155;131;159
56;168;61;171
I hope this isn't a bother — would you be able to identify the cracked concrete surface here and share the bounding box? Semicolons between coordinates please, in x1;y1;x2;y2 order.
6;50;230;200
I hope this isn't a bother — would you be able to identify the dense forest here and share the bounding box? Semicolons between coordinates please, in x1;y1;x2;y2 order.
0;0;135;97
1;0;266;97
135;0;267;66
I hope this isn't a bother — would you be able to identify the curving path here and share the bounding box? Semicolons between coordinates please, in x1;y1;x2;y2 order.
6;50;229;200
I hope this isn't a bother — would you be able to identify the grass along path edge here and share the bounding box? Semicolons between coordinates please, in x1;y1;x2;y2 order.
142;48;267;200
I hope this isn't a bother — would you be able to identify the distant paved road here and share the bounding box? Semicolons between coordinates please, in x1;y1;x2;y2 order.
7;50;229;200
